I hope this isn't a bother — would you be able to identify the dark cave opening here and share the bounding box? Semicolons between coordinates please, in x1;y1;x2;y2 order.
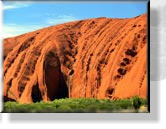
44;51;68;101
58;73;69;99
45;65;68;101
4;96;16;102
32;82;42;102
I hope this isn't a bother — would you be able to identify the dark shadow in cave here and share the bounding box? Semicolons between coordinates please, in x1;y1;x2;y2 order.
4;96;16;102
45;65;68;100
44;51;68;101
32;82;42;102
57;73;69;99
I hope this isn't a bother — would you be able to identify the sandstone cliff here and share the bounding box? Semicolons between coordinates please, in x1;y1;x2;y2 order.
3;14;147;103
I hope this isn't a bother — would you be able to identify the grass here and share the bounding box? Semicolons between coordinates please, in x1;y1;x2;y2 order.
3;97;148;113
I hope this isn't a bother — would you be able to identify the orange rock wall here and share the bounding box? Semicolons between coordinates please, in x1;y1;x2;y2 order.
3;14;147;103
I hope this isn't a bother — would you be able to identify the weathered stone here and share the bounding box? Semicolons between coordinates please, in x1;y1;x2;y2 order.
3;14;147;103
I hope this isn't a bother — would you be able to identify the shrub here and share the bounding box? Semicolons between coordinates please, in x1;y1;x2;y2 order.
132;96;142;112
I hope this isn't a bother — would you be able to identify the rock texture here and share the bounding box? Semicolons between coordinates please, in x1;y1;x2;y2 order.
3;14;147;103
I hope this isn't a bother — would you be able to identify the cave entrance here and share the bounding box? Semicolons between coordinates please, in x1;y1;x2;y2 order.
32;82;42;102
45;52;68;101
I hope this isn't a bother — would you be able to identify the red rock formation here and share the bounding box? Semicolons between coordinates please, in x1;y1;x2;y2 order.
3;14;147;103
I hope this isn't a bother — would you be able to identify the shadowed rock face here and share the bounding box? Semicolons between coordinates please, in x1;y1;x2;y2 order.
3;14;147;103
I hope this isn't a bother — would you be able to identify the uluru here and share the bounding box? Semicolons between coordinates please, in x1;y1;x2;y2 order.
3;14;147;104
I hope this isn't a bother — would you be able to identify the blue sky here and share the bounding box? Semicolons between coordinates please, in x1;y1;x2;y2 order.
3;1;147;38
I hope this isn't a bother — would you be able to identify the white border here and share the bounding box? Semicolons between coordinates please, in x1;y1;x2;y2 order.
0;0;166;129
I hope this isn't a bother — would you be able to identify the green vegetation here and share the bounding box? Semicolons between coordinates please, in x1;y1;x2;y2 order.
132;96;143;112
3;96;148;113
